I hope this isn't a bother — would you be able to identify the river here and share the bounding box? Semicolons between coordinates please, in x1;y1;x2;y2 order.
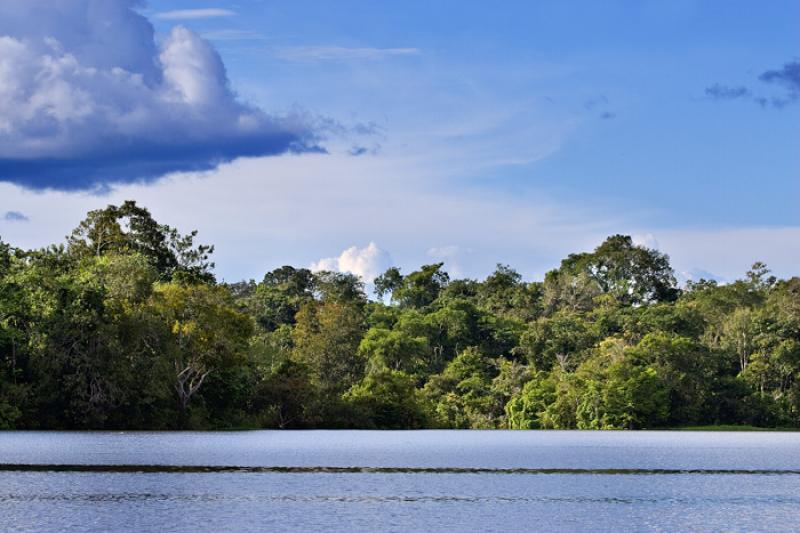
1;430;799;531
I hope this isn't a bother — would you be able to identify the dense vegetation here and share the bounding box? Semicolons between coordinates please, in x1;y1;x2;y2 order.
1;202;798;430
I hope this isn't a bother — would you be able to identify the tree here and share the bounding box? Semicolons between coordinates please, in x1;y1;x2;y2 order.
506;368;577;429
374;267;403;300
478;264;542;321
382;263;449;309
516;310;597;371
358;326;430;376
506;371;557;429
313;270;367;305
245;266;315;332
291;301;366;394
150;283;253;414
424;346;499;428
573;340;669;429
68;201;214;282
249;359;317;428
720;308;757;374
344;369;430;428
626;333;714;426
543;269;601;314
4;207;800;431
0;239;26;428
548;235;679;307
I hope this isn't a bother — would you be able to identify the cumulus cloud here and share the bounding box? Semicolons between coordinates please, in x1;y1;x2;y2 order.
3;211;28;222
0;0;319;190
311;242;392;282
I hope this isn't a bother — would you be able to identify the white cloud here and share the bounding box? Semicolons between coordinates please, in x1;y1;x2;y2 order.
0;1;315;189
160;26;229;106
311;242;392;283
154;9;237;20
0;149;796;286
0;150;619;282
274;46;421;62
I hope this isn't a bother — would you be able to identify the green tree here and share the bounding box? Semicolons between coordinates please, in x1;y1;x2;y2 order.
358;326;430;376
382;263;449;309
548;235;679;307
344;369;430;428
150;283;253;416
68;201;214;283
573;339;669;429
516;310;597;371
424;346;499;428
291;301;366;394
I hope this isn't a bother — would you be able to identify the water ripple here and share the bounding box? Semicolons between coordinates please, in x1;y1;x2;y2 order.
2;464;800;475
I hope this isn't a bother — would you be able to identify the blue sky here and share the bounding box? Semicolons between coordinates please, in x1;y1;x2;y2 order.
0;1;798;284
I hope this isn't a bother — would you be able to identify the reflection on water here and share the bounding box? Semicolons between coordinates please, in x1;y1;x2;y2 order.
2;429;800;470
1;431;799;532
3;464;800;475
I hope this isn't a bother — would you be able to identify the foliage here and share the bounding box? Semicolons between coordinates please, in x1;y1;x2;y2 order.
1;207;799;430
344;369;430;429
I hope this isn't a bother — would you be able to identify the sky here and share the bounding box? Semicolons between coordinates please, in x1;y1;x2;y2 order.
0;0;798;285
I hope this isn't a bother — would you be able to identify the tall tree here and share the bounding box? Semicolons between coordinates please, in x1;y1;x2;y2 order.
68;201;214;282
549;235;679;307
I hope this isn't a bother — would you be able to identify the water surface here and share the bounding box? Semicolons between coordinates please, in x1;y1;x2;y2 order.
1;431;798;531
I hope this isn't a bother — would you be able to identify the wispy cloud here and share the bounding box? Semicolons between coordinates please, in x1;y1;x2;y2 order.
583;95;617;120
705;83;751;100
758;60;800;108
583;95;609;111
274;46;421;62
155;8;236;20
200;29;265;41
348;144;381;157
3;211;29;222
706;60;800;108
760;61;800;93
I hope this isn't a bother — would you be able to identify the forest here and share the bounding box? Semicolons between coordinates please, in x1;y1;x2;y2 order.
0;201;798;430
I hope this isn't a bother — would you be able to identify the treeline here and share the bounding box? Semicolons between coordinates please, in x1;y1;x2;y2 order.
0;202;798;430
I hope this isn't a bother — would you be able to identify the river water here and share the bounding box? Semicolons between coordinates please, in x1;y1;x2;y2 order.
0;430;799;531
